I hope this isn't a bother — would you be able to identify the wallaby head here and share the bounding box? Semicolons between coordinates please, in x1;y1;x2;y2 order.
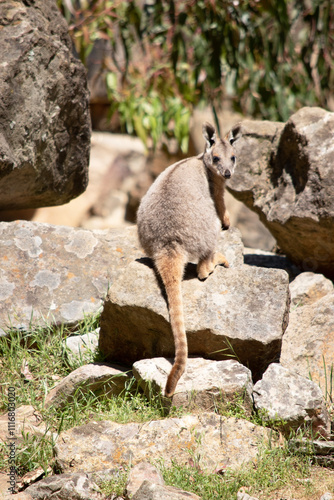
202;122;236;180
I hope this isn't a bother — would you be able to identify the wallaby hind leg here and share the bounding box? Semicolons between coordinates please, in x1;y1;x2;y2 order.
197;251;229;281
154;249;188;398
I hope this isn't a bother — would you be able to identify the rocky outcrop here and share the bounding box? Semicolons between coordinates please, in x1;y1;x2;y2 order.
99;228;290;380
0;0;90;210
228;107;334;278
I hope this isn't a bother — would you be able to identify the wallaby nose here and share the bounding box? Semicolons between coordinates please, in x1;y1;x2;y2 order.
224;170;231;179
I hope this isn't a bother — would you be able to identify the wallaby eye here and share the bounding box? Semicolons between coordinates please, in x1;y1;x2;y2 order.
213;156;220;163
231;155;236;164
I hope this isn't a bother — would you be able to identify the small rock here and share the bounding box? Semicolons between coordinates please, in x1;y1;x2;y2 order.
16;467;52;491
253;363;330;438
44;363;130;409
289;272;333;307
65;329;99;364
131;480;201;500
132;358;253;414
126;462;164;498
290;438;334;456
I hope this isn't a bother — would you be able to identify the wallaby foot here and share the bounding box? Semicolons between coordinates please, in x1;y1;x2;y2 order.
197;252;229;280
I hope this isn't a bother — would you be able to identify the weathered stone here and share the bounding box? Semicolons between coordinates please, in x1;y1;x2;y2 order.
290;438;334;469
132;480;201;500
55;413;272;474
280;292;334;393
291;438;334;456
132;358;253;413
65;329;99;364
228;108;334;278
126;462;164;499
0;0;90;210
99;246;290;380
24;472;105;500
253;363;330;438
289;272;333;307
0;222;142;334
45;363;130;409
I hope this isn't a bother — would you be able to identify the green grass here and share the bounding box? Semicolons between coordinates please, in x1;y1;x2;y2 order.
0;314;333;498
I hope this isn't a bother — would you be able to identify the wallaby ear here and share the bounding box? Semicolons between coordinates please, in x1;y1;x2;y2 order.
228;123;241;145
202;122;217;149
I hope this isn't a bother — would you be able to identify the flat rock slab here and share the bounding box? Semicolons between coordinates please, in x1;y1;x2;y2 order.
65;330;99;364
45;363;130;409
55;413;272;474
99;259;290;379
253;363;330;438
0;222;143;334
132;358;253;413
0;222;241;335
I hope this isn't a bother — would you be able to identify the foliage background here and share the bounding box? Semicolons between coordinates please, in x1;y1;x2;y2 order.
58;0;334;151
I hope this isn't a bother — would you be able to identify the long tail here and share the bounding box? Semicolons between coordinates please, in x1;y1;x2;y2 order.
155;249;187;398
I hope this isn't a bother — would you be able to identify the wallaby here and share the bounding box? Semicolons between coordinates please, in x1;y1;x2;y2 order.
136;122;236;397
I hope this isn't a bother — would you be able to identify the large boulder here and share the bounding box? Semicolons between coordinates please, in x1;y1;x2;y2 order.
228;107;334;278
0;0;90;210
99;228;290;380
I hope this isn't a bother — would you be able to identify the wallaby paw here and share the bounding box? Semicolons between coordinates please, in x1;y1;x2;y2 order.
221;212;230;230
197;261;214;281
214;252;229;268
